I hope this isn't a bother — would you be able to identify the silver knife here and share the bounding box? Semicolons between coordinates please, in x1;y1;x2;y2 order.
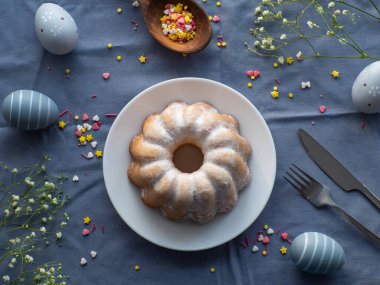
298;128;380;210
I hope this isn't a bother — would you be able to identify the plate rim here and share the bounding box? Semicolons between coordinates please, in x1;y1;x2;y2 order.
103;77;277;251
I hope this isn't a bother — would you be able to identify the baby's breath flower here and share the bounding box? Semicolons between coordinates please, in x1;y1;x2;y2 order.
339;37;347;44
278;56;284;64
11;168;18;174
282;18;288;24
9;237;20;245
328;2;335;9
316;6;324;15
40;226;47;233
8;263;14;269
262;10;269;16
343;9;349;15
334;9;341;16
11;201;18;207
28;198;34;204
326;30;334;36
255;7;261;15
42;217;47;223
280;33;287;40
257;16;264;22
30;231;36;237
307;21;319;29
60;221;67;227
11;257;17;264
56;232;62;239
4;209;10;216
51;198;58;205
47;194;52;200
48;216;53;221
50;267;56;273
276;11;282;18
11;195;19;201
42;204;49;210
26;206;33;212
270;45;275;50
259;27;264;32
277;0;282;4
40;268;46;274
25;254;34;263
2;275;10;282
14;207;21;214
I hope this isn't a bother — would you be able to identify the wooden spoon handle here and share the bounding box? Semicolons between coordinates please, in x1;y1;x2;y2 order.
139;0;152;21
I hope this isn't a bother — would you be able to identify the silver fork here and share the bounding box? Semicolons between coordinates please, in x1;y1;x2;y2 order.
284;164;380;247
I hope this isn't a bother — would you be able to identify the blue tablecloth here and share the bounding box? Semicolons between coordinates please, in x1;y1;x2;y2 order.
0;0;379;284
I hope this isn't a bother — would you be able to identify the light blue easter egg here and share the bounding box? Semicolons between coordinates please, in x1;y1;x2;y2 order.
1;90;59;131
290;232;345;275
352;61;380;113
35;3;79;55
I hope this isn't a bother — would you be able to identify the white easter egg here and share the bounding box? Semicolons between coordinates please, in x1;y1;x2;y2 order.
352;61;380;113
290;232;345;275
1;90;59;131
35;3;78;55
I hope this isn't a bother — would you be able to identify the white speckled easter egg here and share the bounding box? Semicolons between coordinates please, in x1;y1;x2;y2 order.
352;61;380;113
35;3;78;55
1;90;59;131
290;232;345;275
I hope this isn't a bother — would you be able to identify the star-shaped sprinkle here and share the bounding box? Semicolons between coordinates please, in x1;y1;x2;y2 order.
138;54;147;64
286;56;294;65
331;70;340;78
83;216;91;224
79;136;86;143
58;121;66;129
86;134;93;142
280;246;288;255
95;150;103;158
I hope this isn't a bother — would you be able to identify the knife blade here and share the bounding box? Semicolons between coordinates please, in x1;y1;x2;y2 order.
298;128;380;210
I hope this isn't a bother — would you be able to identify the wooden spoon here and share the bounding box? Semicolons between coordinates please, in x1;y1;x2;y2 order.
139;0;212;54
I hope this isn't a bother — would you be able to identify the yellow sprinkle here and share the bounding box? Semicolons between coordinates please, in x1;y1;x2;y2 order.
184;5;188;9
202;0;207;2
221;41;227;47
216;42;221;47
58;121;66;129
263;224;269;230
286;56;294;65
138;55;147;64
273;63;278;68
216;1;221;7
95;150;103;158
107;43;113;49
134;265;140;271
262;250;268;256
271;90;279;99
117;8;122;13
83;216;91;224
288;92;294;98
247;82;253;88
65;68;71;74
273;86;278;91
209;15;213;21
250;76;255;80
81;128;86;133
210;267;216;273
86;134;93;142
280;246;288;255
79;136;86;143
116;55;122;61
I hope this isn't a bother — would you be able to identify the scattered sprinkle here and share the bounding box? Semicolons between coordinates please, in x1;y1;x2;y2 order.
257;234;264;242
240;241;248;248
132;1;140;7
117;8;122;13
319;105;327;113
101;224;105;233
65;68;71;74
138;55;147;64
116;55;122;61
75;115;79;120
82;114;89;121
79;136;86;143
250;76;255;80
262;250;268;256
267;228;274;235
107;43;113;49
95;150;103;158
84;217;91;224
361;121;365;129
130;20;139;31
208;15;212;21
90;251;97;258
210;267;216;273
271;90;279;99
263;224;269;230
216;1;221;7
296;51;303;61
92;115;100;122
72;175;79;182
273;63;278;68
288;92;294;98
58;121;66;129
275;78;281;84
80;258;87;266
134;265;140;271
212;15;220;22
280;246;288;255
102;73;110;80
281;232;292;244
251;245;259;253
82;229;90;236
59;109;69;117
247;82;253;88
286;57;294;65
82;152;94;159
93;122;100;130
105;113;117;117
331;70;340;78
273;86;278;91
86;134;93;142
301;81;311;89
91;95;97;99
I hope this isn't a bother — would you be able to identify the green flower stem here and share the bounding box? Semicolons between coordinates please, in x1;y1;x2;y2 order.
334;1;380;20
369;0;380;16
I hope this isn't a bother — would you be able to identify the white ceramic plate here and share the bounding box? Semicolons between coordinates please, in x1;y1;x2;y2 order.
103;78;276;251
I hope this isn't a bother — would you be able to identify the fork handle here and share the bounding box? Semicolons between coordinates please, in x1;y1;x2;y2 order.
358;186;380;211
332;204;380;247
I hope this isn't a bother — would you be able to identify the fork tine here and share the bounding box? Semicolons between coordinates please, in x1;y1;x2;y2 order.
292;164;315;182
283;176;303;193
289;166;311;185
286;171;306;189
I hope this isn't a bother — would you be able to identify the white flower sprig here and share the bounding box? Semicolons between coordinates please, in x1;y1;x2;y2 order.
0;155;70;284
246;0;380;61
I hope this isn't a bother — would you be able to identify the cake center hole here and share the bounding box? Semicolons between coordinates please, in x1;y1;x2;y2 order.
173;144;204;173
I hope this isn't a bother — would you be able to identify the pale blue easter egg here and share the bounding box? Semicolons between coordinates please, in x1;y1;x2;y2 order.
35;3;79;55
1;90;59;131
290;232;345;275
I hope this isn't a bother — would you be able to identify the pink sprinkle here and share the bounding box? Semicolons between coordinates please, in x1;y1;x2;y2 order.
75;130;82;137
319;105;326;113
82;229;90;236
275;229;281;234
253;70;261;77
102;72;110;80
101;224;104;233
361;121;365;129
59;109;69;117
105;113;117;117
91;95;97;99
91;223;97;233
82;114;89;121
275;78;281;85
246;70;254;77
69;113;74;121
240;241;248;248
263;236;270;244
93;123;100;130
217;35;223;42
245;237;249;247
212;15;220;22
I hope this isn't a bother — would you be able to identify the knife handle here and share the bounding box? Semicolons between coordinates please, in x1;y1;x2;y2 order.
359;186;380;211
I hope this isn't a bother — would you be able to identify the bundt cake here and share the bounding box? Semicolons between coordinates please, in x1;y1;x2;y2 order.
128;101;251;223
